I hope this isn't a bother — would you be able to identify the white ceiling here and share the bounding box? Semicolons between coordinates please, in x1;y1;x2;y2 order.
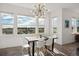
6;3;79;13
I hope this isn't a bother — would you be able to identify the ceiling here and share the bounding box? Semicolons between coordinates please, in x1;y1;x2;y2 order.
4;3;79;13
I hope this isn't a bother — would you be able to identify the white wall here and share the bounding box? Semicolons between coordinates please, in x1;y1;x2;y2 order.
0;35;23;48
0;34;38;49
61;8;79;44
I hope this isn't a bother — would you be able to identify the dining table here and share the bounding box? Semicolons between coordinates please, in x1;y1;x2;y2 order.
25;37;41;56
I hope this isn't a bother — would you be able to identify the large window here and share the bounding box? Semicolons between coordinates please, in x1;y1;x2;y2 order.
71;18;77;33
0;13;45;35
72;18;79;33
0;13;14;34
38;18;45;33
76;18;79;32
52;17;58;34
17;15;36;34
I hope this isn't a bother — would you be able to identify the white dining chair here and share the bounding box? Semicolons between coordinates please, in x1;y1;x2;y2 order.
45;37;52;46
45;35;58;52
35;37;45;56
21;38;30;56
22;44;30;56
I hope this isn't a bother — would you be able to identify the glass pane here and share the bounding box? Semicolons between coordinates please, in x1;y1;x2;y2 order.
38;18;45;33
77;27;79;32
71;18;76;33
1;13;14;34
17;15;36;34
76;19;79;27
17;15;36;27
1;13;14;25
17;28;27;34
17;27;35;34
53;27;57;33
52;17;58;34
27;28;35;34
2;28;13;34
72;18;76;27
38;28;44;33
52;17;58;27
76;19;79;32
38;18;45;26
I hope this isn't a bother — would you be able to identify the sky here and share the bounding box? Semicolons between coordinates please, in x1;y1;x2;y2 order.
2;15;79;28
1;15;14;25
0;14;45;27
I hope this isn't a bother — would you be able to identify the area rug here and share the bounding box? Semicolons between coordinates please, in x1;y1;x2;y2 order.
46;48;67;56
34;48;66;56
24;48;66;56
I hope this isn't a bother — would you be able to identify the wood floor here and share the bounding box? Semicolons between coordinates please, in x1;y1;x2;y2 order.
62;42;79;56
0;42;79;56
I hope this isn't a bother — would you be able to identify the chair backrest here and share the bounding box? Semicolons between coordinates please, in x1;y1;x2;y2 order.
39;37;46;41
35;37;46;48
46;38;52;45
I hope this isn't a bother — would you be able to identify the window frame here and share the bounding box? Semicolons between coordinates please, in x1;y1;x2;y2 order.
38;18;45;34
17;15;37;34
71;17;79;33
51;17;58;34
0;13;14;35
0;12;46;35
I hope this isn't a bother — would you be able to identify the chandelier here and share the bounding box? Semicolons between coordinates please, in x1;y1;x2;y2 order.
32;3;48;18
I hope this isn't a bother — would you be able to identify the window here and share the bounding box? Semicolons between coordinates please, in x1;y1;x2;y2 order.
38;18;45;33
76;18;79;32
27;28;35;34
0;13;14;34
38;28;44;33
17;15;36;34
52;17;58;34
71;18;77;33
72;18;79;33
71;18;79;33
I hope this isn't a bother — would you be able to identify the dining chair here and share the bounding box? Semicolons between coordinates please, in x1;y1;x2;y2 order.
45;35;58;52
22;44;30;56
35;37;45;56
45;37;53;47
21;38;30;56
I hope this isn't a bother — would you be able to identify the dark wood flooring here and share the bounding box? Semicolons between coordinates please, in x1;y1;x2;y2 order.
0;42;79;56
62;42;79;56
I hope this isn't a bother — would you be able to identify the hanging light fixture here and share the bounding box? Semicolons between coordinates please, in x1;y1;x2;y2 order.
32;3;48;18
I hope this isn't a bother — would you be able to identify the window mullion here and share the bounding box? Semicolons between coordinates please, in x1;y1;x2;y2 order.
13;14;17;35
36;17;39;35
